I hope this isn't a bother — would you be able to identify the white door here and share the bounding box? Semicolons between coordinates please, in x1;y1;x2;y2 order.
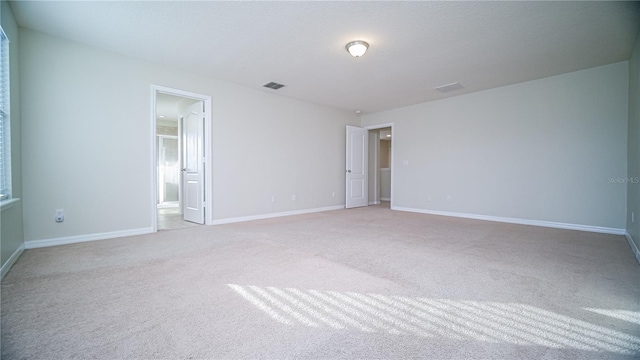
346;125;368;208
182;101;205;224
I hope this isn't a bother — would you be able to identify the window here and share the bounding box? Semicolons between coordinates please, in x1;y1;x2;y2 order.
0;26;9;201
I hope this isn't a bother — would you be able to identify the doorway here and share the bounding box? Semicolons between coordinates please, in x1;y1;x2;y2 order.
345;123;393;209
157;134;180;208
368;127;392;208
152;86;212;231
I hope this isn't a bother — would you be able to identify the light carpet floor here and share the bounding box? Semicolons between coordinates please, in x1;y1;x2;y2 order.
2;205;639;359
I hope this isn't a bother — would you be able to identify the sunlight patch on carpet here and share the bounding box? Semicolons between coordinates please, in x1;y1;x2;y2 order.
227;284;640;355
584;308;640;326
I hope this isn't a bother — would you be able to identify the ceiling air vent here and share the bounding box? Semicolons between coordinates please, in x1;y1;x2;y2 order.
434;82;464;93
263;81;285;90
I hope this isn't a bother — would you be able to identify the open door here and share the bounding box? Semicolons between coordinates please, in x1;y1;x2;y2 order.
346;125;369;208
182;101;205;224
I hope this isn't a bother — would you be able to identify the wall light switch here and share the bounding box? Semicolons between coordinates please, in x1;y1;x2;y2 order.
332;192;335;198
403;160;409;166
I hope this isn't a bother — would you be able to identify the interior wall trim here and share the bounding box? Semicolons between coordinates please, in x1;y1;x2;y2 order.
211;206;344;225
24;228;155;249
393;206;625;235
1;243;24;279
625;232;640;264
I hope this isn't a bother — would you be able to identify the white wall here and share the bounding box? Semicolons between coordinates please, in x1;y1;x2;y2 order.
20;29;359;242
362;62;629;230
627;29;640;255
1;1;24;270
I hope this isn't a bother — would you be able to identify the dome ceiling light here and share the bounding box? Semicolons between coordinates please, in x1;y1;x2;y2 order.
345;40;369;58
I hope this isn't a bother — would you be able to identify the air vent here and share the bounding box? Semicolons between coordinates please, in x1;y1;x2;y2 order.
263;81;285;90
435;82;464;93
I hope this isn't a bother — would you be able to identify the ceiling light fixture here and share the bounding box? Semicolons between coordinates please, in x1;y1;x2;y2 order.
346;40;369;58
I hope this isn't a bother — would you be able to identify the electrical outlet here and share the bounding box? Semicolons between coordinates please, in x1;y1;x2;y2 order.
271;196;276;203
332;192;335;198
292;195;296;201
55;209;64;223
446;195;452;202
427;196;432;202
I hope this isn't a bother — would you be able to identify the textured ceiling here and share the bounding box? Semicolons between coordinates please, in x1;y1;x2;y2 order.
9;1;640;114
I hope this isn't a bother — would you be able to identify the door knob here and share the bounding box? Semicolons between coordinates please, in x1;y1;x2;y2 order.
347;170;351;173
181;168;187;172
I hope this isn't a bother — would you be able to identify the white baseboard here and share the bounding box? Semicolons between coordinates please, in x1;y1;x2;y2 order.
1;243;24;280
392;206;626;235
24;227;155;249
625;232;640;264
369;201;380;205
211;205;344;225
380;198;391;201
23;205;345;249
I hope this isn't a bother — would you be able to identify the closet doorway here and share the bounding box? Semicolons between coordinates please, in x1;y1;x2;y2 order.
367;125;393;209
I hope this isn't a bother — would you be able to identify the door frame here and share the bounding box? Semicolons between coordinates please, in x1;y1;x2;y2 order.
368;130;380;206
365;123;394;209
150;85;213;231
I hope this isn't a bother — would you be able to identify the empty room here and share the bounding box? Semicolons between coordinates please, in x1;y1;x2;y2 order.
1;1;639;359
